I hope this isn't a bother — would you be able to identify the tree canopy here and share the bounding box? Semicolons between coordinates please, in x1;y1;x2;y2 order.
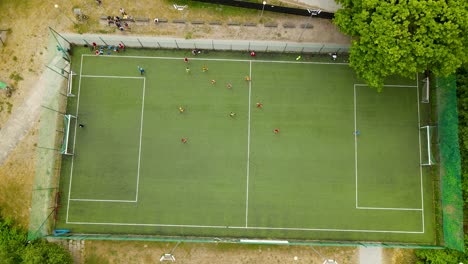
334;0;468;89
0;216;73;264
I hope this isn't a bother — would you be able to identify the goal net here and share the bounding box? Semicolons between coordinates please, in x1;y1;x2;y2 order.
61;115;76;155
420;125;436;166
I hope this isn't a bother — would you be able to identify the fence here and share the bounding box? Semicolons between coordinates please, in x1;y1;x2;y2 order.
27;28;71;241
60;33;350;54
435;75;464;251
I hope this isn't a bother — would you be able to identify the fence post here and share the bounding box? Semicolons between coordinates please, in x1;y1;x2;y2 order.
156;41;161;48
318;44;324;54
283;43;288;53
248;42;251;51
99;36;108;46
137;38;144;48
266;44;269;52
174;40;179;49
212;40;214;50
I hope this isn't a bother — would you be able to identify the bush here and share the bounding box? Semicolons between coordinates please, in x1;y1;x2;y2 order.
0;216;73;264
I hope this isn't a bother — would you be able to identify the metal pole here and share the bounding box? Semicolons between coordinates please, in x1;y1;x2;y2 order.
41;105;66;115
260;1;266;20
137;38;143;48
54;4;77;26
298;9;321;42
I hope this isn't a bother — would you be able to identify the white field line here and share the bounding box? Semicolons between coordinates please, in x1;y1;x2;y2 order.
135;77;146;202
65;221;424;234
354;84;417;88
416;73;425;232
66;72;145;207
66;54;84;223
356;206;422;211
354;83;424;213
80;75;145;79
245;60;252;227
354;84;358;208
82;54;348;65
70;199;136;203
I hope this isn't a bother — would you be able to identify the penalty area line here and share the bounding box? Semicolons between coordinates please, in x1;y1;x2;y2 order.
70;198;136;203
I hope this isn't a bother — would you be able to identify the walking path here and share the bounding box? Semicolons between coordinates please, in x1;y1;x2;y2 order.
359;247;382;264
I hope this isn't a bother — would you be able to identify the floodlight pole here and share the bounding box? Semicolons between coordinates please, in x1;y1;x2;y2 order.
298;9;321;41
260;1;267;19
54;4;77;26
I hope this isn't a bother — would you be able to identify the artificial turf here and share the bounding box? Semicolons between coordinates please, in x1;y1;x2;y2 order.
56;48;435;244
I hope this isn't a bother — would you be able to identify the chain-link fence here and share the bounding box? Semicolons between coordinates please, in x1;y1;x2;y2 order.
435;75;464;251
60;33;349;54
27;28;71;241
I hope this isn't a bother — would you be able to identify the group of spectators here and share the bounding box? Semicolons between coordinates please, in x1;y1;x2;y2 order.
106;8;132;31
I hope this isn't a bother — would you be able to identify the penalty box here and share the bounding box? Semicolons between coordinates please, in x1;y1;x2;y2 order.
68;75;145;202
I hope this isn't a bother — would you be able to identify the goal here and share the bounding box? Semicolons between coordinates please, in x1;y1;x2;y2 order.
420;125;436;166
61;115;76;155
421;77;430;103
67;71;76;97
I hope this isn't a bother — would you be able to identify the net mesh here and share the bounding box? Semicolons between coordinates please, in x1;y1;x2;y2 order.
435;75;464;251
28;28;69;241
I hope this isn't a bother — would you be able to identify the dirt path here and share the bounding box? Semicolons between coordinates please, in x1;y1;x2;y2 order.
359;247;382;264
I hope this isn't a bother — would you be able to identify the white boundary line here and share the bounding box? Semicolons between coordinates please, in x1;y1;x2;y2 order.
356;206;422;211
82;54;348;65
80;75;145;79
70;198;137;203
245;60;252;227
354;84;417;88
354;84;358;208
416;74;425;232
354;83;424;212
66;59;425;234
135;77;146;202
65;54;84;223
65;221;424;234
66;71;145;209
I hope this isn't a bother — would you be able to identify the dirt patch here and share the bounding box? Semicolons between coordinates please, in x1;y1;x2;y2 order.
84;240;358;264
0;123;38;228
382;248;417;264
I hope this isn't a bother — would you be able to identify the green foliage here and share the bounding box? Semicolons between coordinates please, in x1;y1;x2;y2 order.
0;218;28;264
0;216;72;264
334;0;468;89
415;236;468;263
414;64;468;260
22;240;73;264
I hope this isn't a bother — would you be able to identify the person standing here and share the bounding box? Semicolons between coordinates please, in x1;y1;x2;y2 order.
137;66;145;75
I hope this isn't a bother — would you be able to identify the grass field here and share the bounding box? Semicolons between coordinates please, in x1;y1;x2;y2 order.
56;48;436;244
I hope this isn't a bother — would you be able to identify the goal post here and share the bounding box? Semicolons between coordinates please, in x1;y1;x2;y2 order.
61;114;76;155
420;125;436;166
421;77;430;103
67;71;76;97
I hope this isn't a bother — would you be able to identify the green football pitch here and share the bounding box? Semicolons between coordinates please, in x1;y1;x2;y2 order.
57;49;436;244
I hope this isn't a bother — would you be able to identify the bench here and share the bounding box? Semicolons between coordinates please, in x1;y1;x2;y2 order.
243;22;257;27
264;23;278;28
172;19;186;24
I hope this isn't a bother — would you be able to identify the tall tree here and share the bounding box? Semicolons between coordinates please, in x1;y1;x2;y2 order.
334;0;468;89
